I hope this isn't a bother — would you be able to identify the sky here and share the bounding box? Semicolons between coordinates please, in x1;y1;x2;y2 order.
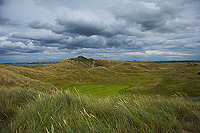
0;0;200;63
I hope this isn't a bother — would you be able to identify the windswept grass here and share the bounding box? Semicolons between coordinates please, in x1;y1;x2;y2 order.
0;66;57;92
0;87;38;131
4;91;200;133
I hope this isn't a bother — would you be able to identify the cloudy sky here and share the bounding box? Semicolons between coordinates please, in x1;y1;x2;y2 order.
0;0;200;63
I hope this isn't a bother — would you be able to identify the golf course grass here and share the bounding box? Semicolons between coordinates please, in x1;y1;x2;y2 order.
63;84;131;97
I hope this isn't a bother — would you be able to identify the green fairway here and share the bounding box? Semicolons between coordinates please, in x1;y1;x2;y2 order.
63;84;130;97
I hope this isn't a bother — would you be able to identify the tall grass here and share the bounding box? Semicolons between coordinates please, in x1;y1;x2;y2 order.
5;91;200;133
0;87;38;131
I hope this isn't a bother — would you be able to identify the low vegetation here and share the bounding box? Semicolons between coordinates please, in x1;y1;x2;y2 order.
1;88;200;133
0;87;38;131
0;56;200;132
1;56;200;96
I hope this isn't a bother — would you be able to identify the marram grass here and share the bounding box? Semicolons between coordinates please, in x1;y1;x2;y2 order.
4;91;200;133
0;87;38;131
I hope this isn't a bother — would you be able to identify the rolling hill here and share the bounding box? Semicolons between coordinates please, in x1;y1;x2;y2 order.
1;56;200;133
1;56;200;96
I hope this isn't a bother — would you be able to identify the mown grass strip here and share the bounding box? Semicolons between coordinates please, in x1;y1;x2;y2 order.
63;84;131;97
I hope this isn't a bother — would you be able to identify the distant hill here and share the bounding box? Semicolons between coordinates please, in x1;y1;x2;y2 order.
2;56;200;65
0;56;200;96
69;56;95;67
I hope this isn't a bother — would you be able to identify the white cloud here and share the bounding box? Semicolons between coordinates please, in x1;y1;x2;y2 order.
184;43;200;49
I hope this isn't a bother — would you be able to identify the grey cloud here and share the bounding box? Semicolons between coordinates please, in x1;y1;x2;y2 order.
106;35;131;47
11;31;67;48
0;42;46;54
159;19;199;33
0;36;47;54
29;9;108;37
10;31;106;50
109;0;196;33
58;35;106;50
29;19;107;37
106;35;144;50
0;45;36;54
29;20;50;29
0;16;20;26
0;0;5;5
196;16;200;20
109;2;168;31
28;6;149;38
11;31;64;41
0;16;10;25
101;21;146;38
184;43;200;49
10;29;144;51
28;19;146;38
29;20;64;33
55;15;108;36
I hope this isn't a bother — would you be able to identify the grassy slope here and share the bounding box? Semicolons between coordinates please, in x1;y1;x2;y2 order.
0;65;56;92
1;56;200;96
1;56;200;132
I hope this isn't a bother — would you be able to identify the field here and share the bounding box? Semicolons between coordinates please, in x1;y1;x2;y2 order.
0;56;200;132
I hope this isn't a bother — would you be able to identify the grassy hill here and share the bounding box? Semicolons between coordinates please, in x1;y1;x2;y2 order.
1;56;200;96
0;65;56;92
1;56;200;132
